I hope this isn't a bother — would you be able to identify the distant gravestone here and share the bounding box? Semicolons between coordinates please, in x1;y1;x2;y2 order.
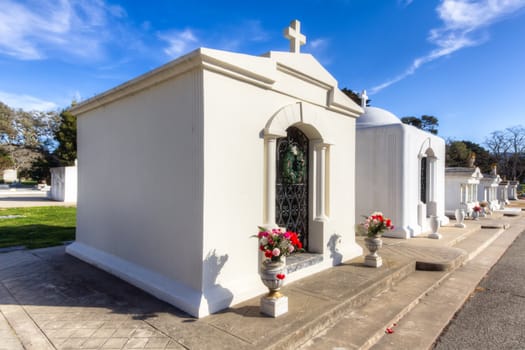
2;169;17;183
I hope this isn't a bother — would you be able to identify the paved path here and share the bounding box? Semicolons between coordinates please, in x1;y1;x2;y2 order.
434;226;525;349
0;190;75;208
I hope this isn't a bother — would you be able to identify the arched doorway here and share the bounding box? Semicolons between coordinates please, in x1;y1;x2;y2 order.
275;126;309;249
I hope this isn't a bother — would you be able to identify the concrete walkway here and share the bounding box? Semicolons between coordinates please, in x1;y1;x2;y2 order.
0;190;75;208
0;206;523;349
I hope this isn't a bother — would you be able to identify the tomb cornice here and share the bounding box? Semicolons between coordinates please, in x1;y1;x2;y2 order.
71;47;280;116
327;87;363;117
276;63;333;90
71;49;204;115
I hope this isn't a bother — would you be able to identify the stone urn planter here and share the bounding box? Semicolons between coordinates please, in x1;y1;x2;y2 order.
260;258;286;298
254;227;304;318
428;215;442;239
260;257;288;317
454;209;466;228
364;236;383;267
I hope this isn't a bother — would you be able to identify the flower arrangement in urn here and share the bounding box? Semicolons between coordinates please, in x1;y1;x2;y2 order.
254;227;304;306
471;205;482;220
357;211;394;238
357;212;394;268
256;227;304;263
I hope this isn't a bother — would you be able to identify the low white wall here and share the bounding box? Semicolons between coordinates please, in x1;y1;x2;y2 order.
49;166;77;202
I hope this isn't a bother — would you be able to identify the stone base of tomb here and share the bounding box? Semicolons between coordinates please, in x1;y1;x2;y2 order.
428;232;442;239
364;254;382;268
260;295;288;317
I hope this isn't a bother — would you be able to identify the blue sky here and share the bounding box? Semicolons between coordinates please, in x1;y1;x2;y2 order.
1;0;524;143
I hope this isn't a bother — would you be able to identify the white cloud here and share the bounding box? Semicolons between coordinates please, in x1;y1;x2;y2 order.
309;38;329;50
0;91;58;111
158;20;270;58
398;0;414;7
158;29;199;58
0;0;127;60
371;0;525;94
241;20;270;42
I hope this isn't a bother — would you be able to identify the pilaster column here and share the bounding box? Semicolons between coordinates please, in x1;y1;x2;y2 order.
315;143;328;220
263;136;278;228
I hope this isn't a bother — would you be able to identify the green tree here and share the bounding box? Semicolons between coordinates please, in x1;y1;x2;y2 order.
401;115;439;134
0;101;60;180
421;115;439;135
0;148;13;171
341;88;370;107
446;139;493;172
53;108;77;166
461;140;493;173
400;116;422;129
446;140;470;167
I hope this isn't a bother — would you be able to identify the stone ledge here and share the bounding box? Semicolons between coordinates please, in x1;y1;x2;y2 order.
286;253;323;274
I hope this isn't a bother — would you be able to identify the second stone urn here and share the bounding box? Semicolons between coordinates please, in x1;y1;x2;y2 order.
428;215;442;239
364;236;383;268
454;209;466;228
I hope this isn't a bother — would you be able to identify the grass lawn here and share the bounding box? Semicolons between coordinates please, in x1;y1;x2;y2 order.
0;206;76;249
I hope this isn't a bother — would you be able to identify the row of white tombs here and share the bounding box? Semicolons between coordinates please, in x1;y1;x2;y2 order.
444;165;520;218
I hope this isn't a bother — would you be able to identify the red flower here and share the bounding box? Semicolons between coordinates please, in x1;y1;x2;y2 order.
276;273;286;280
386;219;392;228
259;245;265;251
289;232;303;249
264;250;273;258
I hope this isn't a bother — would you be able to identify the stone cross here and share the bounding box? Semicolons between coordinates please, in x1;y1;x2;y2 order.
361;90;368;108
284;20;306;53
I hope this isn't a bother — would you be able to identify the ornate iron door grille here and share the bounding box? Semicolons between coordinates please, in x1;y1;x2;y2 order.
276;126;309;249
421;157;427;204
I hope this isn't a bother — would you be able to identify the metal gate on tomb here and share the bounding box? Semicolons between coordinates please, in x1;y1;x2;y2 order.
276;126;309;249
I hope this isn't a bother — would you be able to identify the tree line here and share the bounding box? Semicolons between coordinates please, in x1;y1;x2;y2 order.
447;126;525;182
0;101;77;182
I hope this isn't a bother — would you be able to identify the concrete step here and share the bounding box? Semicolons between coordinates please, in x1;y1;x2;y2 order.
203;255;417;350
372;224;523;350
296;219;518;350
298;270;448;350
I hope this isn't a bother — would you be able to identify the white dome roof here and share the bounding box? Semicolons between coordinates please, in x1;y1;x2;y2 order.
357;106;401;127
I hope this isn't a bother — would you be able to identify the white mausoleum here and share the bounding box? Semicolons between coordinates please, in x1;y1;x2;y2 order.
508;180;519;200
355;96;448;239
445;167;483;216
478;165;502;211
498;180;509;207
67;21;363;318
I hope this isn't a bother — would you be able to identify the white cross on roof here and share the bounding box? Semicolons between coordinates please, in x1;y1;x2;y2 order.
283;20;306;53
361;90;368;108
